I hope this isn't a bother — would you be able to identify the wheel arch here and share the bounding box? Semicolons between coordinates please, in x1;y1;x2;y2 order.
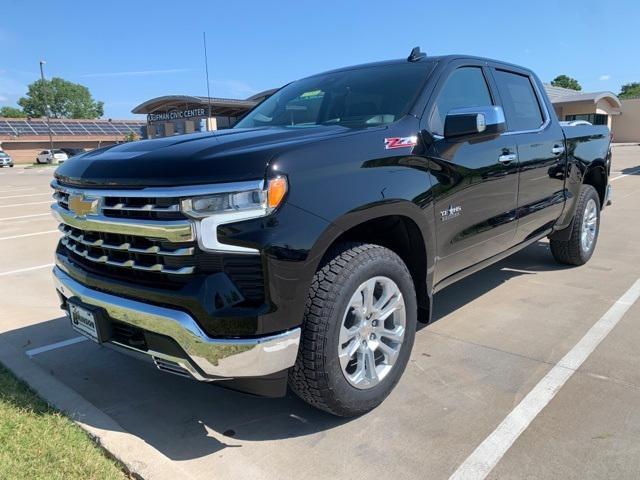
306;201;435;323
582;162;608;208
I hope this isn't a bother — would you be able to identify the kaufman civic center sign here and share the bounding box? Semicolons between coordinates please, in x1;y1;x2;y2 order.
147;108;207;123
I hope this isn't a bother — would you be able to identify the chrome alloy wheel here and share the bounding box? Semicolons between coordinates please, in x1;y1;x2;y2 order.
338;276;406;389
581;198;598;253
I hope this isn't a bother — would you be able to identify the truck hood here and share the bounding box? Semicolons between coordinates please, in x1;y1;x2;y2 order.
54;126;357;188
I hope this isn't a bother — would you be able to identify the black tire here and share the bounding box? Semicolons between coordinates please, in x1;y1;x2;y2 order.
550;184;601;265
289;242;417;417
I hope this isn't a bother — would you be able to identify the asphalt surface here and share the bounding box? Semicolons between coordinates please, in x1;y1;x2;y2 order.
1;147;639;480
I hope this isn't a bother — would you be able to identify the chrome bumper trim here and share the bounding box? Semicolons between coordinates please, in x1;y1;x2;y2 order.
53;267;301;379
51;203;194;243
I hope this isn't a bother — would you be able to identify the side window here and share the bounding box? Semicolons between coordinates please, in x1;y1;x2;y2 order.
493;70;544;131
429;67;493;136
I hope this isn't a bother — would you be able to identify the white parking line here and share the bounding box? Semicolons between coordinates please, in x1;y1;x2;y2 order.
0;200;52;208
610;167;640;181
449;278;640;480
0;263;54;276
0;213;50;221
0;187;36;193
26;336;88;357
0;192;50;199
0;230;58;241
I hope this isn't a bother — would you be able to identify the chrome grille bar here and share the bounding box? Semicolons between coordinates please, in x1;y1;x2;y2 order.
51;203;194;243
61;237;195;275
58;225;194;256
103;202;181;213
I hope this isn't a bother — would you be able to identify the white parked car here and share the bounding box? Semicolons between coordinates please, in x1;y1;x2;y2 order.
36;149;69;164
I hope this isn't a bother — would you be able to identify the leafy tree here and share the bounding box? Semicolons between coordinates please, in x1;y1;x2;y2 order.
18;77;104;119
619;82;640;99
551;75;582;91
0;106;26;118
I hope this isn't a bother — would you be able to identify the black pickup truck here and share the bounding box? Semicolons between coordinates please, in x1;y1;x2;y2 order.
51;49;612;417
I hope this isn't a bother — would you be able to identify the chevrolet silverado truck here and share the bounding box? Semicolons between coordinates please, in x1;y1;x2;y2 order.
51;49;612;417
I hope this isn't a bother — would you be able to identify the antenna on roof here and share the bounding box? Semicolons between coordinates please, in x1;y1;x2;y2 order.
203;32;213;132
407;46;426;62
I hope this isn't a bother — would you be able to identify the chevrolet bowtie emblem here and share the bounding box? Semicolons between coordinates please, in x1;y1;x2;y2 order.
67;194;99;217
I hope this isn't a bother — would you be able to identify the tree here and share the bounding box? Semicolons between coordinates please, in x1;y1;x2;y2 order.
18;77;104;119
551;75;582;91
619;83;640;99
123;131;139;142
0;106;26;118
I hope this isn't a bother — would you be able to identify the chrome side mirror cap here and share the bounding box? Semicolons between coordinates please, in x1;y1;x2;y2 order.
444;106;506;139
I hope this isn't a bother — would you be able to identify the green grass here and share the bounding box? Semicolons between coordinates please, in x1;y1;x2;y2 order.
0;364;127;480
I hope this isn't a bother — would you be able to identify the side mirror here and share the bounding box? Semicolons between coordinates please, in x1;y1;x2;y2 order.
444;106;506;139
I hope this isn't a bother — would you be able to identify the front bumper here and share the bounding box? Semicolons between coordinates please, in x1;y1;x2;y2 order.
53;266;301;381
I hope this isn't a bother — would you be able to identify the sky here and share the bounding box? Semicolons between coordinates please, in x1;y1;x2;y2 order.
1;0;638;119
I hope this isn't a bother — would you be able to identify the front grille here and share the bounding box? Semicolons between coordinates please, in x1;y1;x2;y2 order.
53;181;265;303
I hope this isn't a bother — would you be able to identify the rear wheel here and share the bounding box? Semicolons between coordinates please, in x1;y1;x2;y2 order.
550;184;601;265
289;243;417;417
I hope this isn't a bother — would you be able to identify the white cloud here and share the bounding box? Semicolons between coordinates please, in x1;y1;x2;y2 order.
82;68;193;78
599;74;611;81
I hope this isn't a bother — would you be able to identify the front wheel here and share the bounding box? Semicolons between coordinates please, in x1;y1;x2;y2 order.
289;243;417;417
550;184;601;265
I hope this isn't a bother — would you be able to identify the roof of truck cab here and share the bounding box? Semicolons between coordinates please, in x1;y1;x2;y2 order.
306;54;536;78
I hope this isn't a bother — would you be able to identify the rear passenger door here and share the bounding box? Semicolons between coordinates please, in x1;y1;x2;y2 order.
490;68;567;243
425;62;520;284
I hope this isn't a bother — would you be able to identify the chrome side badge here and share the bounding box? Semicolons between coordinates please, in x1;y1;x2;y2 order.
384;136;417;150
440;205;462;221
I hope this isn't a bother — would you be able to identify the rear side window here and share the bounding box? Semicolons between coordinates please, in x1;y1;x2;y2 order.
429;67;493;136
493;70;544;131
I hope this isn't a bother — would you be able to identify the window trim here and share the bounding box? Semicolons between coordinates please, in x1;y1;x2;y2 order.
425;64;495;136
492;68;550;135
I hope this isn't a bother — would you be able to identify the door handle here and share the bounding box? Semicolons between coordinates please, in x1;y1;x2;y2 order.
551;145;565;155
498;153;517;164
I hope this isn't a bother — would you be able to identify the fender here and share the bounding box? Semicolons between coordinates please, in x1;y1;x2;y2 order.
304;199;436;321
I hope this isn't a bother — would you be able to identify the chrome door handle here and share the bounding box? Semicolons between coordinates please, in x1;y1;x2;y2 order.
498;153;517;164
551;145;565;155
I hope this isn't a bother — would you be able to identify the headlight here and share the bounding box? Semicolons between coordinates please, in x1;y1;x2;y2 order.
181;177;287;219
181;177;288;253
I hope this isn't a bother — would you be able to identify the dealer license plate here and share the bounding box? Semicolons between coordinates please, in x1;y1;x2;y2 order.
69;303;100;342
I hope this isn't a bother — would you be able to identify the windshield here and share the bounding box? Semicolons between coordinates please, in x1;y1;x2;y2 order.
235;62;432;129
0;152;8;157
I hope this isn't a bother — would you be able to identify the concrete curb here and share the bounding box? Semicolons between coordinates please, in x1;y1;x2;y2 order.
0;336;192;480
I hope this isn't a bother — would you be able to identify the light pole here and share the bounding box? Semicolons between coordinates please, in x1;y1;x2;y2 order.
39;60;54;152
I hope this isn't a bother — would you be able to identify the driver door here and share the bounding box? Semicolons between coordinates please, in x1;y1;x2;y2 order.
425;63;520;284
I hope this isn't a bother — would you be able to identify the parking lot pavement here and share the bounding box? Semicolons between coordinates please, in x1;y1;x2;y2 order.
0;148;639;480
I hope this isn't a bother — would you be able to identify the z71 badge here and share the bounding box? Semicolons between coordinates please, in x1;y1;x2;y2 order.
384;136;418;150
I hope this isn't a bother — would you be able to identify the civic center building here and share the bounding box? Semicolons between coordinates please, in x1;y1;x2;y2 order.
131;90;276;139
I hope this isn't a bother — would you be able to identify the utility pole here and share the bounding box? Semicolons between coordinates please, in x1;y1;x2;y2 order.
39;60;54;152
